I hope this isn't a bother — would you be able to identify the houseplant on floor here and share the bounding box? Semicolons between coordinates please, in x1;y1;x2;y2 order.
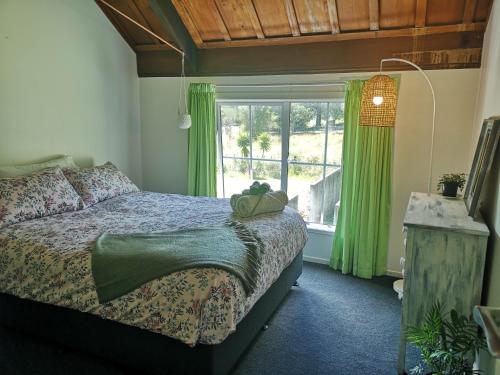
437;173;467;198
407;303;485;375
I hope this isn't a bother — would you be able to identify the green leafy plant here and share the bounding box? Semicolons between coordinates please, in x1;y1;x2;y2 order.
237;133;250;157
407;303;485;375
437;173;467;191
257;132;271;157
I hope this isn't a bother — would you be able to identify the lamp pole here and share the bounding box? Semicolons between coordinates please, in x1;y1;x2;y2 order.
380;58;436;195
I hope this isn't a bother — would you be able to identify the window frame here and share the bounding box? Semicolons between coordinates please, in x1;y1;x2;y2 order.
216;98;344;226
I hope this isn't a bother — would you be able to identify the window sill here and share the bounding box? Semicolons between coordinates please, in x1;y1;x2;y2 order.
306;223;335;235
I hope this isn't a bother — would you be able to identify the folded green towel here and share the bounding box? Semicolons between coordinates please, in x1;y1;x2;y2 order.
232;191;288;218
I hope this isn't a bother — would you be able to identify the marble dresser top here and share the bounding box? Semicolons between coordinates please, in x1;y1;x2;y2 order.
404;192;490;236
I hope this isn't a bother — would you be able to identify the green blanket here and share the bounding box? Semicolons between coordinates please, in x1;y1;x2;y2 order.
92;222;262;304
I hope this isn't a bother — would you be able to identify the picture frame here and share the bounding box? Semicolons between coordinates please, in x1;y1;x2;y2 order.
465;117;500;217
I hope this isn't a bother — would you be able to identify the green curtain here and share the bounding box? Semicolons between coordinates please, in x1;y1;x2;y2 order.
187;83;217;197
330;80;394;278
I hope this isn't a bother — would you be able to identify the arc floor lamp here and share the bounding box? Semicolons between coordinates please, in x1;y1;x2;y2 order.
360;58;437;294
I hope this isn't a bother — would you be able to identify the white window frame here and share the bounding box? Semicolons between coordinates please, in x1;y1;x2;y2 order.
216;98;344;226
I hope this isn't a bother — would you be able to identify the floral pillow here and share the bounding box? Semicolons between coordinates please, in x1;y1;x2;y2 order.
63;162;139;207
0;168;84;229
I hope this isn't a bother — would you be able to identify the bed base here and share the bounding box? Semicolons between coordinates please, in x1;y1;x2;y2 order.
0;251;303;375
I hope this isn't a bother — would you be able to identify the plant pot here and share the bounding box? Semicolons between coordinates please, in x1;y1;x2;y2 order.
442;182;459;197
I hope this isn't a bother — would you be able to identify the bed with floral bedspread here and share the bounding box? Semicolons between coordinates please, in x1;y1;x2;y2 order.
0;192;307;346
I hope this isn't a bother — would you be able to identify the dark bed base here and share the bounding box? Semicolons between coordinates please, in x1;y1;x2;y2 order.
0;251;303;375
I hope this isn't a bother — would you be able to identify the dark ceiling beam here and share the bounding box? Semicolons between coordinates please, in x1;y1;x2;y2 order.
137;30;483;77
148;0;198;73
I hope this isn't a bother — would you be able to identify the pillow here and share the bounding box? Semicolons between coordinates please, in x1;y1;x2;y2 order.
0;155;78;178
63;162;139;207
0;168;84;229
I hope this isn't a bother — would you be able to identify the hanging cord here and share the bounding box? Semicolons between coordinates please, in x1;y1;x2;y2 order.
178;53;189;115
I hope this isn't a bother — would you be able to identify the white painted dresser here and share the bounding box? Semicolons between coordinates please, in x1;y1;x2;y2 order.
397;192;490;374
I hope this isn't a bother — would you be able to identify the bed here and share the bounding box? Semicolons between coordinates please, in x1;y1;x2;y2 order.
0;191;307;374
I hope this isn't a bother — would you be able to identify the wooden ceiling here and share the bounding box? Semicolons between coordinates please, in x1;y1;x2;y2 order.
97;0;494;76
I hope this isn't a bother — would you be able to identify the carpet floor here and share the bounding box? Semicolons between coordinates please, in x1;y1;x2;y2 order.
0;262;420;375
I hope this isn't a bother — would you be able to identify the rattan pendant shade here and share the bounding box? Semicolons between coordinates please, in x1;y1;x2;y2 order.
360;75;398;127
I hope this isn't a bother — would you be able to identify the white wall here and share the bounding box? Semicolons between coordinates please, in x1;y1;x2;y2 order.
140;69;480;273
0;0;142;185
472;0;500;372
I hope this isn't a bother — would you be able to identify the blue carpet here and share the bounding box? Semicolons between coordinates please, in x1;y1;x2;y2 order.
0;262;420;374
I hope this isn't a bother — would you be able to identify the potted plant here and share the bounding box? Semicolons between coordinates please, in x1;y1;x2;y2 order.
437;173;467;198
407;303;486;375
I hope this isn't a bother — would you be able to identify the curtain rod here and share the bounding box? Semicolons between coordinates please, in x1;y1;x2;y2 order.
98;0;184;56
216;82;346;89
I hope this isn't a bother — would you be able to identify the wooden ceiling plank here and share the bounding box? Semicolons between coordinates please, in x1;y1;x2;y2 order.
170;0;204;45
379;0;416;29
326;0;340;34
336;0;370;31
252;0;291;37
415;0;427;27
197;22;486;48
245;0;265;39
294;0;331;34
426;0;466;26
369;0;379;31
212;1;232;41
463;0;478;23
128;0;159;43
284;0;301;36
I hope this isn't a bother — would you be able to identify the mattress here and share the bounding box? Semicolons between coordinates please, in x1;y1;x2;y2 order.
0;192;307;346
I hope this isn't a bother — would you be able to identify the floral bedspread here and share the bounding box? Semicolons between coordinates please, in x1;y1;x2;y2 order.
0;192;307;346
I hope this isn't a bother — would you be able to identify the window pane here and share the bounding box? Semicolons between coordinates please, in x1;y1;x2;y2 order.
287;164;324;223
289;103;325;164
250;105;282;160
322;166;342;226
222;158;281;197
252;160;281;190
220;105;250;158
326;103;344;166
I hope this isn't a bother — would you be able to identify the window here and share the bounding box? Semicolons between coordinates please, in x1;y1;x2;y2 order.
217;100;344;226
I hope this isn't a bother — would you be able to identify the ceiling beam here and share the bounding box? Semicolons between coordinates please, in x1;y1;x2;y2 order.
463;0;478;23
196;22;486;49
283;0;301;37
148;0;198;72
395;48;481;66
326;0;340;34
368;0;379;31
138;30;483;76
415;0;428;27
245;0;265;39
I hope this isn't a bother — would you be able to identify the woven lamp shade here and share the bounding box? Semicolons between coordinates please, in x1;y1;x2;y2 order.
360;75;398;127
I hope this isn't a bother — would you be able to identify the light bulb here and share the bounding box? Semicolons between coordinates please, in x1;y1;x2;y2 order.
178;113;192;129
372;96;384;106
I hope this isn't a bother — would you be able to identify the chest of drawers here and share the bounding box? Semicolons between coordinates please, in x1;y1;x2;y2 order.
397;192;490;374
